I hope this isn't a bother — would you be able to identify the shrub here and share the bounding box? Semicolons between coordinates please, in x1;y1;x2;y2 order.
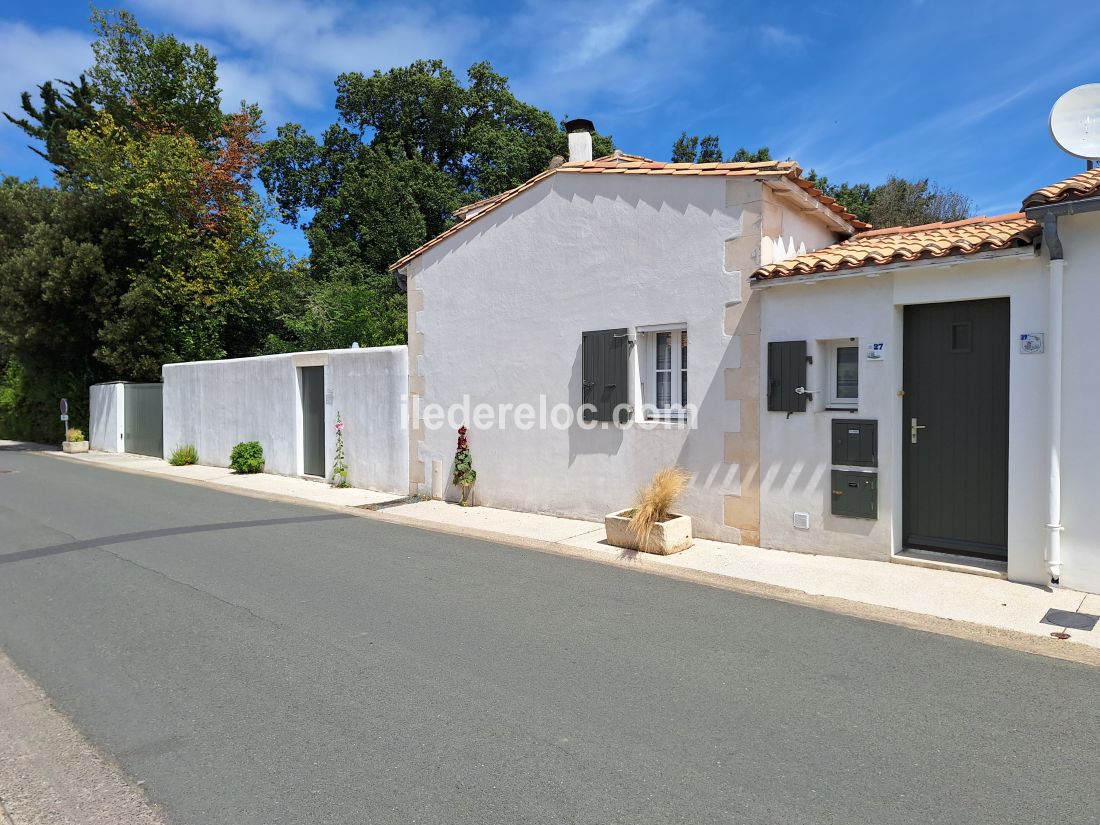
0;358;90;443
169;444;198;466
629;467;691;546
229;441;264;474
65;427;85;443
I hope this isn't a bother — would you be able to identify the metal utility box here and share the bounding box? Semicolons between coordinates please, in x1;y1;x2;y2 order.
831;470;877;519
831;419;878;467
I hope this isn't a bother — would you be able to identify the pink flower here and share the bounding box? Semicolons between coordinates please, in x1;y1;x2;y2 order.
335;421;345;433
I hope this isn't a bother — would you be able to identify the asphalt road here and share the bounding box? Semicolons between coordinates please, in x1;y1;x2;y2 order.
1;449;1099;825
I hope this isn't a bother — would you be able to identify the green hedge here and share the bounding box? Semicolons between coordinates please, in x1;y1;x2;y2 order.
0;359;90;444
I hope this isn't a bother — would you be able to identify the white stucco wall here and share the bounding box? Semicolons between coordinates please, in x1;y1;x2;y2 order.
1056;210;1100;593
89;382;124;452
757;251;1051;585
761;186;840;266
162;346;409;494
410;173;754;539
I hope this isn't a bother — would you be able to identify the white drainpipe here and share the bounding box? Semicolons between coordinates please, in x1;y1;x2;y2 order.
1046;256;1064;584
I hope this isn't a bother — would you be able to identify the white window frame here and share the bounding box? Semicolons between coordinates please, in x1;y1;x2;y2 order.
825;338;859;410
638;323;688;420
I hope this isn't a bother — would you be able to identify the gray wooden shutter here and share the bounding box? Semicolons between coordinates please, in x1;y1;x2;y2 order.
582;329;629;422
767;340;808;412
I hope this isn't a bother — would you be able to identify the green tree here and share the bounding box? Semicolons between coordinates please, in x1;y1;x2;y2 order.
670;133;770;163
260;59;615;351
865;176;972;227
728;146;772;163
65;108;285;377
0;177;112;439
807;171;971;227
3;76;97;171
0;9;287;439
4;10;231;173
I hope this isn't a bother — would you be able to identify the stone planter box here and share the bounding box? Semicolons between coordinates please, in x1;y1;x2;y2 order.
62;441;89;453
604;509;694;555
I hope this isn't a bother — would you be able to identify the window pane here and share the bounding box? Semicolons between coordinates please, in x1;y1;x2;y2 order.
680;330;688;405
655;332;671;370
836;346;858;399
951;322;972;352
656;372;672;408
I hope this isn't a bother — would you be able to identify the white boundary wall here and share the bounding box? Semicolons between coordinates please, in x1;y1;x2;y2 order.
162;346;409;494
89;382;125;452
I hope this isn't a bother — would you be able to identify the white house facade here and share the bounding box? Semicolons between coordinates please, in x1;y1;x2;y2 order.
752;166;1100;593
392;132;861;545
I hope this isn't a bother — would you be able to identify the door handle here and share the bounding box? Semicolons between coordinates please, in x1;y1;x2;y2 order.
910;417;926;444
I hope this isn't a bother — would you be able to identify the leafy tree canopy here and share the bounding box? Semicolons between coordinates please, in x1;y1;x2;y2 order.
808;171;973;227
671;132;771;164
5;10;233;173
259;59;614;352
0;9;287;439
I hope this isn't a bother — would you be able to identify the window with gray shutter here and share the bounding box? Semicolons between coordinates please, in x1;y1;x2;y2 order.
767;340;808;413
582;329;629;423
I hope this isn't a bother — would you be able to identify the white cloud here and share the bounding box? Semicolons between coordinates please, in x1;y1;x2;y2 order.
129;0;483;127
0;22;91;122
758;25;805;49
503;0;722;120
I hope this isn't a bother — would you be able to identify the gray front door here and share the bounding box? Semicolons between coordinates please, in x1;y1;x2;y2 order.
123;383;163;457
300;367;325;477
903;298;1009;558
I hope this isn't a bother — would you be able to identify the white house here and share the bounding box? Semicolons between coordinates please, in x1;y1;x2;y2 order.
752;166;1100;592
391;123;863;545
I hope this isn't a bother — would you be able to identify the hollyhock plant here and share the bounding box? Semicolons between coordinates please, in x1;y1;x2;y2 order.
452;425;477;505
331;412;349;487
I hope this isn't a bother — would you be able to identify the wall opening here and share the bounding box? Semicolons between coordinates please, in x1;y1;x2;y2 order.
299;366;326;477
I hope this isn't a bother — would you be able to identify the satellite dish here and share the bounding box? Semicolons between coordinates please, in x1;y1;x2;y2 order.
1049;84;1100;160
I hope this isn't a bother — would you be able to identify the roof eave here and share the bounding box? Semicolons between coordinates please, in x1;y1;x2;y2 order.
750;246;1038;289
762;177;861;236
1023;193;1100;218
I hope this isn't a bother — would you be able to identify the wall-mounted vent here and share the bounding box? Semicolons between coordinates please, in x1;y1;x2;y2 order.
793;512;811;530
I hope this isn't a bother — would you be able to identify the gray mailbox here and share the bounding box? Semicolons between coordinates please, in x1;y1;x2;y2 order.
831;470;877;519
831;419;878;467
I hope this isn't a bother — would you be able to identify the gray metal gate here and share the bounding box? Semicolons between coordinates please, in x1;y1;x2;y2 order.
123;383;163;457
300;367;325;477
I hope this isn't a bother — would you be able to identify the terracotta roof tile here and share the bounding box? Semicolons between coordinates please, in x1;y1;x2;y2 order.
1022;166;1100;209
752;213;1039;281
389;153;867;272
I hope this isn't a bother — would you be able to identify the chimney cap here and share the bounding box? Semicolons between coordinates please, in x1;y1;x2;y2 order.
564;118;594;134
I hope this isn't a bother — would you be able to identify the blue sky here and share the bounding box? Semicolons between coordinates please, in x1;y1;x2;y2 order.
2;0;1099;257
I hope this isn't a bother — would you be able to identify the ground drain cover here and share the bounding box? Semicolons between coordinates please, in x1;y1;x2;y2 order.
1041;608;1099;631
356;495;419;511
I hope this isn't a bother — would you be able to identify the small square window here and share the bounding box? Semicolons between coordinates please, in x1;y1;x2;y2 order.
825;339;859;409
950;322;972;353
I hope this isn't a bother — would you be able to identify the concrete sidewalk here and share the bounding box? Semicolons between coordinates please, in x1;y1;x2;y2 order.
30;444;1100;660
